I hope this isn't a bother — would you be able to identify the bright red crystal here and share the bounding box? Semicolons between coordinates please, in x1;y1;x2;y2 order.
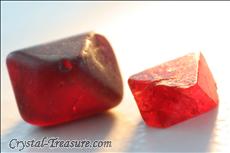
7;32;123;126
128;52;218;128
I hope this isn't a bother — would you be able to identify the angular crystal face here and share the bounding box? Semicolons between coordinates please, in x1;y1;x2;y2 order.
128;52;218;128
6;32;123;126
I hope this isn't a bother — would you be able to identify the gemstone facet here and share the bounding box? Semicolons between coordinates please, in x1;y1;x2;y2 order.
128;52;218;128
7;32;123;126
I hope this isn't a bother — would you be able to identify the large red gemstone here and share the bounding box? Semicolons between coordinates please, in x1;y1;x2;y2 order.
7;32;123;126
128;52;218;128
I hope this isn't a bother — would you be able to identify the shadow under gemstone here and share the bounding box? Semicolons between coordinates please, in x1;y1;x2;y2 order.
1;111;116;152
125;108;218;152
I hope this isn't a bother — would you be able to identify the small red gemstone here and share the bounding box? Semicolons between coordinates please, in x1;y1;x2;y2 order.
128;52;218;128
6;32;123;126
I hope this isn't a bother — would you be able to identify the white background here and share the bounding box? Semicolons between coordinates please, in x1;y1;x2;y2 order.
1;2;230;152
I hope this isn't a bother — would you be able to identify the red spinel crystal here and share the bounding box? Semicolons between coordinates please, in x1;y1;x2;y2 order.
7;32;123;126
128;52;218;128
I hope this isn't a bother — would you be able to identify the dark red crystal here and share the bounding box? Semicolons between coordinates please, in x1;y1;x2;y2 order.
128;52;218;128
7;32;123;126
